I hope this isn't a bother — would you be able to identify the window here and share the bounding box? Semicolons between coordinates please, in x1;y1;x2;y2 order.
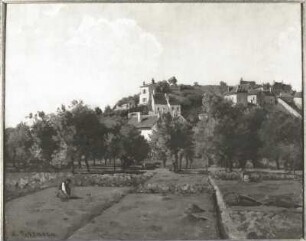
142;98;146;103
143;89;146;94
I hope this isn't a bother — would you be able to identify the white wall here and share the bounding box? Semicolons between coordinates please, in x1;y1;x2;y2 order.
247;95;257;104
140;129;153;141
294;97;302;109
224;95;237;104
139;86;150;105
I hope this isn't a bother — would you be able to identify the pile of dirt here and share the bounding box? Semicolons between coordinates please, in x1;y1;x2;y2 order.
230;210;303;239
72;172;154;187
136;183;213;194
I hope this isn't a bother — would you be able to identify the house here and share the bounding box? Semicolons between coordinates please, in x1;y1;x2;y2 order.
294;92;302;109
127;112;159;141
260;91;276;105
240;79;256;88
224;85;248;105
272;81;292;95
247;89;259;105
114;100;136;111
151;92;181;116
139;79;156;106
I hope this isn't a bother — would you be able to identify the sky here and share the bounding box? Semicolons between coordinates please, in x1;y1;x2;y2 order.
6;3;302;127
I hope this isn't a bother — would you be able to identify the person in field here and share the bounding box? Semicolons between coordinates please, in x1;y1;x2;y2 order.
57;178;71;201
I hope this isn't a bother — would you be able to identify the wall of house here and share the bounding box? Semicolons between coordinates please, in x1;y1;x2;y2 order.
224;95;237;104
264;96;276;105
140;129;153;141
139;86;150;105
170;105;181;116
294;97;302;109
247;95;257;105
154;104;169;114
237;93;248;105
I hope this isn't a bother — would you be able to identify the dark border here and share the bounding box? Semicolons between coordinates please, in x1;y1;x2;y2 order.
1;1;305;241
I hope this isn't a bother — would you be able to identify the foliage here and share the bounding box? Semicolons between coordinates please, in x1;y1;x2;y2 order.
5;100;149;172
150;113;194;171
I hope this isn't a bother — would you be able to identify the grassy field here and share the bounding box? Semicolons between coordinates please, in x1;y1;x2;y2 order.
5;169;221;240
5;187;131;241
215;179;303;239
68;193;219;240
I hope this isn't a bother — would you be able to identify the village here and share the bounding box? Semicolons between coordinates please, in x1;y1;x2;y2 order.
114;77;302;142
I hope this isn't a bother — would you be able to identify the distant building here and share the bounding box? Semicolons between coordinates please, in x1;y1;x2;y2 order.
139;79;156;106
247;89;259;105
151;92;181;116
240;79;256;88
127;112;159;141
224;85;248;105
114;100;136;111
260;91;276;105
294;92;302;109
272;81;292;96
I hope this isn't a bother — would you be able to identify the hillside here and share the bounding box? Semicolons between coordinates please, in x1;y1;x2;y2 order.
114;81;225;123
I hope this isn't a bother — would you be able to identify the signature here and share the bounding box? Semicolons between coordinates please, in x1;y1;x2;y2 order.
11;230;56;238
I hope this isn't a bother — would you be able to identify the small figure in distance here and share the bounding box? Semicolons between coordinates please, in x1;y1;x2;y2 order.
57;178;71;201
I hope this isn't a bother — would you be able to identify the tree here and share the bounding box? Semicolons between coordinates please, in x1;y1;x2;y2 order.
259;109;303;171
150;113;194;172
117;124;150;169
5;123;33;169
155;80;171;93
31;112;60;169
168;76;178;85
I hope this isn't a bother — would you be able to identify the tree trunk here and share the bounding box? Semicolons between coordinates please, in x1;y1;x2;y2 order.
174;152;178;172
275;158;280;170
179;154;183;171
84;156;90;172
71;160;75;174
185;156;189;169
229;160;233;172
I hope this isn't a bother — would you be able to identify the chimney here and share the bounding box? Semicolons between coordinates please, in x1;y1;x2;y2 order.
137;112;141;123
143;81;145;86
152;78;155;84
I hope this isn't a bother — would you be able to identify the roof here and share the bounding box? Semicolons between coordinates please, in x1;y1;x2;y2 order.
168;95;181;105
238;84;251;92
240;80;256;86
224;85;249;96
294;92;302;98
248;89;260;95
262;91;275;97
128;115;159;129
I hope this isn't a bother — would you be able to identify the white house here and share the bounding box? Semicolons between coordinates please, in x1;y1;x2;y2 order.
139;79;156;106
294;92;302;109
151;92;181;117
127;112;159;141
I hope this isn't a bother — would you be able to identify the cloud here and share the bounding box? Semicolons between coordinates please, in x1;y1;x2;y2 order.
6;8;162;127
